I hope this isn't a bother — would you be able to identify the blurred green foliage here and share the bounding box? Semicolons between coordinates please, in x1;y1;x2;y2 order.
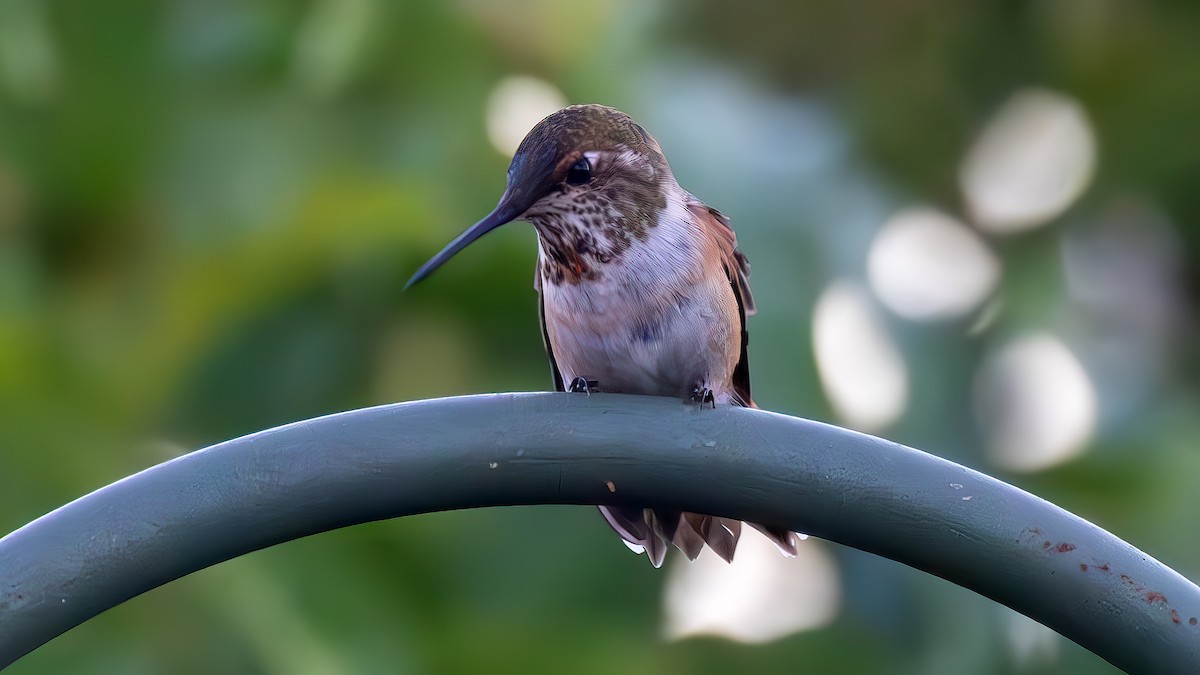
1;1;1197;673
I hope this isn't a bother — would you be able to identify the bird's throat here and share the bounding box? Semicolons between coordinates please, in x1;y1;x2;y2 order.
533;180;690;288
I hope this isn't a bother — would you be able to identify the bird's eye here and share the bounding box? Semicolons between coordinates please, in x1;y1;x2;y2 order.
565;157;592;185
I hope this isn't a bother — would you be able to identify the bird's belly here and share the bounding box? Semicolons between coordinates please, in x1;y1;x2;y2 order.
544;283;738;401
553;327;700;398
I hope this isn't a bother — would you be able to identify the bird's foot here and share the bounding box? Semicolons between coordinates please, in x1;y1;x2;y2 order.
568;377;600;395
690;386;716;410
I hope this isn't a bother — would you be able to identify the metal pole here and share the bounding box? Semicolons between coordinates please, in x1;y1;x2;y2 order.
1;393;1197;672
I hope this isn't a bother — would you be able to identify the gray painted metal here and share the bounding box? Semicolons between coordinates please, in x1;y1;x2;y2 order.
1;392;1197;671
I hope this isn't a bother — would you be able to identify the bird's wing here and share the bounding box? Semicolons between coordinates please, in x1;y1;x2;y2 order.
535;262;565;392
686;198;754;408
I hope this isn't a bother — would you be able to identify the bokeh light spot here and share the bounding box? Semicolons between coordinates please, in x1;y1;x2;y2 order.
1004;607;1061;668
974;333;1097;472
664;531;840;643
961;89;1096;233
813;281;908;431
867;207;1001;321
485;75;566;156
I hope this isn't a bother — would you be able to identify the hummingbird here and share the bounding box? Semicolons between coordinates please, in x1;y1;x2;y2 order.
407;104;798;567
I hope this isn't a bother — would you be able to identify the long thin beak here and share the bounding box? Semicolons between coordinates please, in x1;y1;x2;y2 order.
404;190;529;289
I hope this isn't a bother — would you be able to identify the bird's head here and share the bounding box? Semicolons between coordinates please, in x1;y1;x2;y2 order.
407;104;675;287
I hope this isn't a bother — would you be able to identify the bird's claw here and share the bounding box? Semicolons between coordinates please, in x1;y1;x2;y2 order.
568;377;599;395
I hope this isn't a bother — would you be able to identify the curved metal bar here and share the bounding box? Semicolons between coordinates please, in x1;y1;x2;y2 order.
1;393;1197;671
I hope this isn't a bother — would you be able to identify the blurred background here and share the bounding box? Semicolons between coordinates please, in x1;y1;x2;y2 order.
2;1;1198;673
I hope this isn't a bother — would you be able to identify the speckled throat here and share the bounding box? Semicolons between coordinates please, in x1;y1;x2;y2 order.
527;156;669;286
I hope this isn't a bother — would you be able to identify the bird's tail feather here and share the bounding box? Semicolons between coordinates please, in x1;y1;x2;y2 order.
598;506;795;566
